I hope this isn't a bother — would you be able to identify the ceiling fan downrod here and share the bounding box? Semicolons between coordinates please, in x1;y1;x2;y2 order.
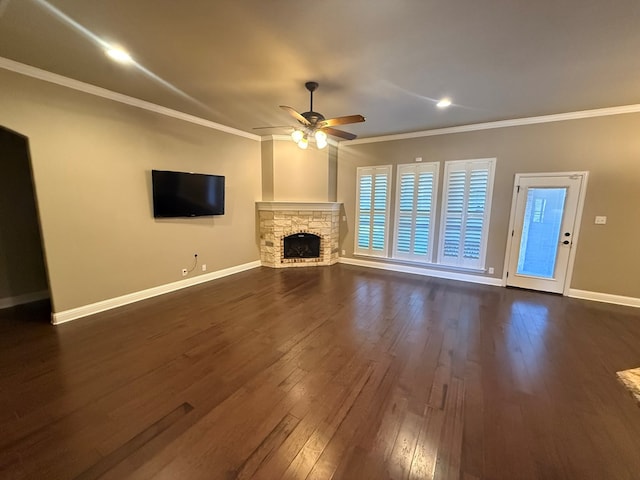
305;81;318;113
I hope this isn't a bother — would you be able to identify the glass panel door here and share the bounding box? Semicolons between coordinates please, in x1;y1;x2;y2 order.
516;188;567;278
506;174;584;294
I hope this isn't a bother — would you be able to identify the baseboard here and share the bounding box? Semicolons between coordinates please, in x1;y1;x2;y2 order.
0;290;50;310
339;258;640;307
567;289;640;308
338;257;503;287
51;260;261;325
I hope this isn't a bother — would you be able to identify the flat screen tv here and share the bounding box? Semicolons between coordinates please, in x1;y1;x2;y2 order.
152;170;225;217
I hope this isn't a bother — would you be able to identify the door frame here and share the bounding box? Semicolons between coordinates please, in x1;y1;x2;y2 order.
501;171;589;295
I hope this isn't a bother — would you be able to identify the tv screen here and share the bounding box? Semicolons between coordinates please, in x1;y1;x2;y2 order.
152;170;225;217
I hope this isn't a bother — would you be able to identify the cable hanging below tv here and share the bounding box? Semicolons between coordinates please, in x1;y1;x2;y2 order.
152;169;225;218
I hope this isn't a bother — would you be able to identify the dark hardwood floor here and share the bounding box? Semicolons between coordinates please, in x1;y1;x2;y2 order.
1;265;640;479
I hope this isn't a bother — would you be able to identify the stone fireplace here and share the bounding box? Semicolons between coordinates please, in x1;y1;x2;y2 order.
257;202;341;268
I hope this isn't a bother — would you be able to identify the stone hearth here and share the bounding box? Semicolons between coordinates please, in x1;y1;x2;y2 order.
257;202;341;268
617;367;640;406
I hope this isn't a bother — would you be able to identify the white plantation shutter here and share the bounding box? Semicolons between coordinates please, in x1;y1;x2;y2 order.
438;159;495;269
355;166;392;256
393;163;439;262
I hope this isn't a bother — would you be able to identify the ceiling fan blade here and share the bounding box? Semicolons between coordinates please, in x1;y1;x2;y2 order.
279;105;311;126
321;127;357;141
318;114;365;128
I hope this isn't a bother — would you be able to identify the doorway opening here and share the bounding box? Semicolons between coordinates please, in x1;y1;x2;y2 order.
0;126;51;321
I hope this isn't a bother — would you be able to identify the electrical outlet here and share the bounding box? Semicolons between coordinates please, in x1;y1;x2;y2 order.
342;215;346;221
595;216;607;225
202;264;207;271
181;268;188;276
488;267;495;274
341;249;346;255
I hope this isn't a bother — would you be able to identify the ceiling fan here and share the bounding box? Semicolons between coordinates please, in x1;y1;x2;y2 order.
256;81;365;149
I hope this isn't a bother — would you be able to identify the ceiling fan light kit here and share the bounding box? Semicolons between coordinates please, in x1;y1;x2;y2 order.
291;128;329;150
278;81;366;150
315;130;328;148
291;129;304;143
297;135;309;149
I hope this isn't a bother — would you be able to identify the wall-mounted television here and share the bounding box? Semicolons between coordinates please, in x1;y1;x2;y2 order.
152;170;225;217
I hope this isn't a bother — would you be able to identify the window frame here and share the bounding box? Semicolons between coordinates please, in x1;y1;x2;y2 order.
392;162;440;263
354;165;393;258
437;158;496;270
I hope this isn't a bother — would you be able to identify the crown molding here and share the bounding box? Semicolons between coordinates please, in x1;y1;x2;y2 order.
0;56;261;141
343;104;640;146
268;134;291;141
5;56;638;146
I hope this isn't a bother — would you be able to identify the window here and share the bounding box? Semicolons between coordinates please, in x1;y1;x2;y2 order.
355;165;392;257
393;162;439;262
438;158;495;269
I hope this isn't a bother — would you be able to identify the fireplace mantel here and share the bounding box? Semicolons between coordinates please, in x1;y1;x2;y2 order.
256;201;341;212
256;201;342;268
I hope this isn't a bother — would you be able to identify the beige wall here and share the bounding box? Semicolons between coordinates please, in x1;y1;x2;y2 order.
337;114;640;298
271;140;330;202
0;69;261;313
262;139;338;202
0;128;49;301
261;139;275;201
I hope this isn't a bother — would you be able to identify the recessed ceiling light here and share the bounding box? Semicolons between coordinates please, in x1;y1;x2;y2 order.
436;98;452;108
105;47;133;64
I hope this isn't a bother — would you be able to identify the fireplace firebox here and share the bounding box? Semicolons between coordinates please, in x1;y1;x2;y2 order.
283;233;321;260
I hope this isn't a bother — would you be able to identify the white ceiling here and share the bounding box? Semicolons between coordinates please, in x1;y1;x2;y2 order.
1;0;639;139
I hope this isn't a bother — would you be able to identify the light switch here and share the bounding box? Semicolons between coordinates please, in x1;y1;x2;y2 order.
595;216;607;225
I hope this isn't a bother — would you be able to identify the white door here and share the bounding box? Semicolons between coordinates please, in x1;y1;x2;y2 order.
506;173;586;293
